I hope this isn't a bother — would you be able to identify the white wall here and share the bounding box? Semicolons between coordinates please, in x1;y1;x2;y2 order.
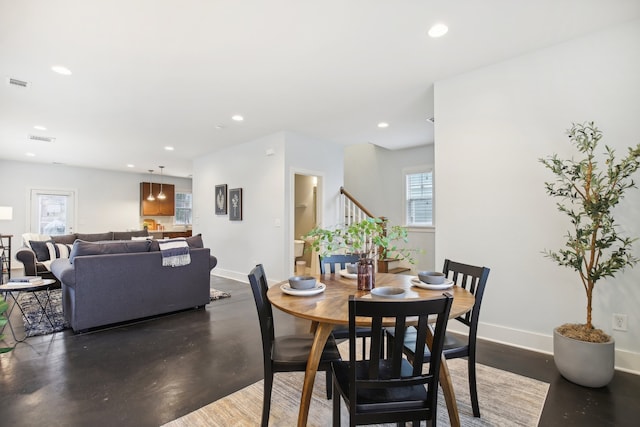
0;159;192;240
344;143;436;272
193;131;343;283
435;20;640;372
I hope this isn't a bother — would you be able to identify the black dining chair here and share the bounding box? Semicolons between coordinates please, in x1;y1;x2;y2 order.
386;259;490;418
332;293;453;426
247;264;342;427
318;254;360;274
319;254;373;359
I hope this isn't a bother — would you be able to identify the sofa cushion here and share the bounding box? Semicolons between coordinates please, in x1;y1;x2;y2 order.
22;233;51;248
52;234;78;245
69;239;152;264
113;230;149;240
149;233;203;252
76;232;114;242
30;240;55;261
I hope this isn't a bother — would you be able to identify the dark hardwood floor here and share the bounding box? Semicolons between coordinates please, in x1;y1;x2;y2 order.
1;276;638;426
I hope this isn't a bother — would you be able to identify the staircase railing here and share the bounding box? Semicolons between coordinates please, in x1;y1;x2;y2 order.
339;186;375;226
339;187;407;273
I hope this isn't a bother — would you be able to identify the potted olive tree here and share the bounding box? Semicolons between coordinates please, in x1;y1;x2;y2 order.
305;217;415;290
540;122;640;387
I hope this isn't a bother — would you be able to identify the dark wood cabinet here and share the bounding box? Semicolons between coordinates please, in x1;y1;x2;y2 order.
148;230;192;239
162;231;192;239
140;182;175;216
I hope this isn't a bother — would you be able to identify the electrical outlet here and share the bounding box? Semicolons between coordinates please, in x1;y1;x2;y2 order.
612;313;628;331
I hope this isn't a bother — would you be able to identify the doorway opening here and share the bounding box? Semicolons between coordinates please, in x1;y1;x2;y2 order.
294;174;320;275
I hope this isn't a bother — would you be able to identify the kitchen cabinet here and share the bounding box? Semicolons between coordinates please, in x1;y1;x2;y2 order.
148;231;192;239
162;231;192;239
140;182;175;216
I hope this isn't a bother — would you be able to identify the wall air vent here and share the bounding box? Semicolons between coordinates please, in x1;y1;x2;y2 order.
7;77;30;88
27;134;56;143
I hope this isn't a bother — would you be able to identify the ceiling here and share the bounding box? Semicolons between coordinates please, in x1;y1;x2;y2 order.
2;1;639;178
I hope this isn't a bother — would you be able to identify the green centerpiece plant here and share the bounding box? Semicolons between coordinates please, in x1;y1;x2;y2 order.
305;217;416;289
305;217;415;262
540;121;640;386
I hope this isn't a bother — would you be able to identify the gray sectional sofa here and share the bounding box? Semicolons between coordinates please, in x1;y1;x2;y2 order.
49;235;217;332
16;230;152;285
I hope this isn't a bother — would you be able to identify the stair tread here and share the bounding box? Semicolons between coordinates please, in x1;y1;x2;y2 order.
388;267;411;274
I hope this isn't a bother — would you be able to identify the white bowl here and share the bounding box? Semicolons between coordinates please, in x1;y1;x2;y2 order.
288;276;317;290
346;263;357;274
418;271;446;284
370;287;406;299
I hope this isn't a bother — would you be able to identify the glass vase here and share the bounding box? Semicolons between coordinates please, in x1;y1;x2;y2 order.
357;258;375;291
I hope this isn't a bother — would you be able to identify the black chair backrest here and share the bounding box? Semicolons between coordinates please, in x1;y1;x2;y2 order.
319;254;360;274
348;294;453;409
443;259;490;335
248;264;275;359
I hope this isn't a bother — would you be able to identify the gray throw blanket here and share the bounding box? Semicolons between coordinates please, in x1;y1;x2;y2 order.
158;238;191;267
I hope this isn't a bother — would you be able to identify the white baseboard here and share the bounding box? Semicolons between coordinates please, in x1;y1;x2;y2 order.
211;269;248;283
462;321;640;375
212;269;279;287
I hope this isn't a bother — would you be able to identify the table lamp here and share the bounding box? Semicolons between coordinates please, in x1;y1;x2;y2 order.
0;206;12;221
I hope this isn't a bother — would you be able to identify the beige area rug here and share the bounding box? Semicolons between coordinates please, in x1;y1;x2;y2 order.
165;342;549;427
209;288;231;301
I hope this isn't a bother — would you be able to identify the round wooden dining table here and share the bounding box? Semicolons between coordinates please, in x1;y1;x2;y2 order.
267;272;475;427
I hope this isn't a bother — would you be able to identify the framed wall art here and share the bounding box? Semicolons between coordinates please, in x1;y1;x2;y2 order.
215;184;227;215
229;188;243;221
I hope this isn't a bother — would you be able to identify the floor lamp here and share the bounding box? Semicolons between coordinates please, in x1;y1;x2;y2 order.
0;206;13;283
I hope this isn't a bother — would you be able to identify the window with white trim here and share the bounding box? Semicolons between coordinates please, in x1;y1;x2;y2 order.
175;192;192;225
405;169;433;226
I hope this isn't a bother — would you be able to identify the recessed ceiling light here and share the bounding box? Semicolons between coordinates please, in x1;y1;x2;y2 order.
232;115;244;122
377;122;389;128
25;152;35;157
164;146;174;151
34;125;47;131
428;23;448;38
127;164;135;168
51;65;72;75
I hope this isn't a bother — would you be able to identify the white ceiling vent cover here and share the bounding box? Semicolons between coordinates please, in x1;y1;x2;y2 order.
28;134;56;143
7;77;30;88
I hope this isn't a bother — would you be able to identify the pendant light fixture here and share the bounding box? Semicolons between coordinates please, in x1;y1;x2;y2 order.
157;166;166;200
147;169;156;201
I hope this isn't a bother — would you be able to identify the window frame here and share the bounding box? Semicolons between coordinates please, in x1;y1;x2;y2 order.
174;191;193;226
403;165;434;228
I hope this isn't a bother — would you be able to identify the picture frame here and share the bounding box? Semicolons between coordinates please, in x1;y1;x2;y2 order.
215;184;228;215
229;188;243;221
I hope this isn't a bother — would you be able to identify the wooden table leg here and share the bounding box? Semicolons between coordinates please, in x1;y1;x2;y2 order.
427;328;460;427
297;321;334;427
438;353;460;427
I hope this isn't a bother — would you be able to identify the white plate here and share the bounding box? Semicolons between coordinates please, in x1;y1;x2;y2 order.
411;277;454;290
281;282;326;296
339;269;358;279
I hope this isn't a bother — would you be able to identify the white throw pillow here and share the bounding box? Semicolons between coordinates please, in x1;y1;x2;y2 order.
46;242;71;260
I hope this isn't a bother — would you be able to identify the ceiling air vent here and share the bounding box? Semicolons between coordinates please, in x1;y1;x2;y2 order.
7;77;30;88
27;134;56;143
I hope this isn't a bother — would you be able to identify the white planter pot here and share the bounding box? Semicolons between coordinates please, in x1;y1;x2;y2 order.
553;327;615;387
